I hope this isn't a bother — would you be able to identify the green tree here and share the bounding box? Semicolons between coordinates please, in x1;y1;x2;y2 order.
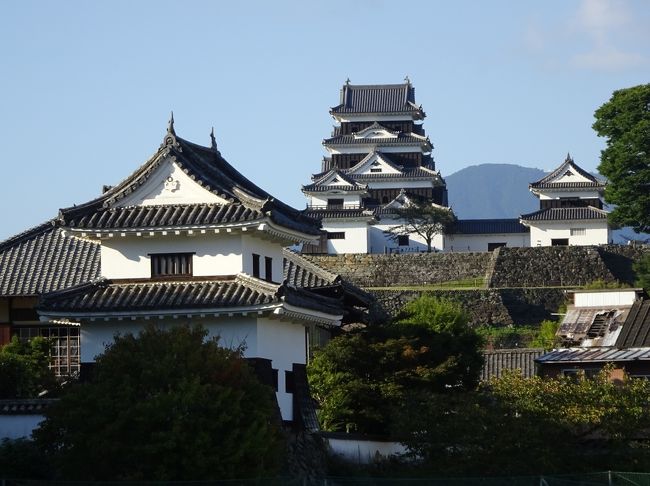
308;296;483;435
387;200;456;252
33;325;283;480
593;84;650;233
398;367;650;476
0;336;57;399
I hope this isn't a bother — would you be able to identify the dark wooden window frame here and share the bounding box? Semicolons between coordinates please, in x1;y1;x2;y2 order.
252;253;261;278
327;232;345;240
150;252;194;278
264;256;273;283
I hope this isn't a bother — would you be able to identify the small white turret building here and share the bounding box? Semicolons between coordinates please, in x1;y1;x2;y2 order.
521;155;610;246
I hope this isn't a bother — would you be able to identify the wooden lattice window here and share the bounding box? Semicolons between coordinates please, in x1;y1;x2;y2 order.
150;253;193;277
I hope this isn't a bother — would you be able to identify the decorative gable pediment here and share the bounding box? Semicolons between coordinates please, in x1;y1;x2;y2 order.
321;172;354;187
114;158;230;208
353;122;398;140
348;152;403;176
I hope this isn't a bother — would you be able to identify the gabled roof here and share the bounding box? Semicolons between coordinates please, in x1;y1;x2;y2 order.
57;123;320;236
347;151;404;175
0;221;100;296
520;206;608;222
330;82;424;118
536;347;650;364
530;154;605;189
302;169;368;193
352;122;399;139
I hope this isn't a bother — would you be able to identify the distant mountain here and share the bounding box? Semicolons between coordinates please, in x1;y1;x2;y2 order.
445;164;545;219
444;163;649;244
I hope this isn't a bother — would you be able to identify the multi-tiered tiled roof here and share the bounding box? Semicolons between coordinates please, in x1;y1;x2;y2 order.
330;82;424;117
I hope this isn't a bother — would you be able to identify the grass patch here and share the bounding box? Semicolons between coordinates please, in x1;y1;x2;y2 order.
368;278;487;291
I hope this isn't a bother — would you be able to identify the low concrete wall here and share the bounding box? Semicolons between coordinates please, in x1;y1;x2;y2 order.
322;432;408;464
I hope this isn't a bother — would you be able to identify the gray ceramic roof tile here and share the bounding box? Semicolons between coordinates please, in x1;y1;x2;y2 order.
330;83;422;115
0;222;100;296
481;348;545;380
520;207;608;221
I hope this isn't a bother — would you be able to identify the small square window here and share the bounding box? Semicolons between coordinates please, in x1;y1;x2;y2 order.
397;235;409;246
285;370;295;394
327;232;345;240
252;254;261;278
570;228;586;236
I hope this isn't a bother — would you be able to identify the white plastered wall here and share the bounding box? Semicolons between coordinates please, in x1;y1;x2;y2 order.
79;315;306;421
369;221;444;254
241;233;285;282
115;159;228;207
321;220;369;254
528;221;609;247
443;233;530;252
309;194;363;207
537;190;602;200
257;317;307;421
574;290;639;307
100;233;243;279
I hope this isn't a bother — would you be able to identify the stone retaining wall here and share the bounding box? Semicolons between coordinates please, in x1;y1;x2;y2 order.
305;252;492;287
370;288;566;327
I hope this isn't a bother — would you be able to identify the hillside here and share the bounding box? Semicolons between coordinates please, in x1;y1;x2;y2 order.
445;164;545;219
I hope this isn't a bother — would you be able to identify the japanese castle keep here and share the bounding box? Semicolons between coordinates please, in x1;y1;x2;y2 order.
301;80;610;254
302;80;449;254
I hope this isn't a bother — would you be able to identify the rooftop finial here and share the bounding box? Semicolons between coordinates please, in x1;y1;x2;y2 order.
345;77;351;85
167;111;175;135
404;75;410;84
566;152;573;162
210;126;218;151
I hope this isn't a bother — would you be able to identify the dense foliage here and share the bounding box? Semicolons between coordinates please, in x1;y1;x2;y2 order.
398;367;650;476
34;325;283;480
634;253;650;290
593;84;650;233
308;296;483;435
0;336;57;399
387;201;456;252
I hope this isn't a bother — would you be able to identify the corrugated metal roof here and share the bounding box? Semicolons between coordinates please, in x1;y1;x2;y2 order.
616;299;650;348
0;222;100;296
520;207;608;221
481;348;545;380
536;346;650;363
454;219;529;235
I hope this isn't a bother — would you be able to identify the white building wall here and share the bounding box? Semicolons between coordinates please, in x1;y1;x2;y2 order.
369;222;444;254
324;436;408;464
80;317;259;363
308;194;362;208
365;180;434;190
537;190;601;200
241;234;285;282
257;317;307;421
574;290;639;307
100;234;243;279
322;221;369;254
79;315;307;421
444;233;530;252
529;221;609;247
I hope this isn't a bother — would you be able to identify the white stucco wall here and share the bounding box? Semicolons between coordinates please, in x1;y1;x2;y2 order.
324;436;408;464
365;180;434;190
115;159;228;207
370;222;444;254
574;290;639;307
0;415;44;440
537;190;601;200
444;233;530;252
257;317;307;421
529;221;609;247
309;194;362;208
100;234;243;279
241;234;284;282
79;316;308;421
321;221;369;254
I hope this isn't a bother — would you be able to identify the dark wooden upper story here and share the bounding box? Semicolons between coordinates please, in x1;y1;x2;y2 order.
540;198;603;210
335;120;424;136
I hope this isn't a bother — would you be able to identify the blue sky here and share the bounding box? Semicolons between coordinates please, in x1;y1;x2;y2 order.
1;0;649;240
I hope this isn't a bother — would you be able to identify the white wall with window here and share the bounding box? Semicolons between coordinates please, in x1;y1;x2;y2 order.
369;221;444;254
321;220;369;254
443;232;530;252
529;221;609;247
